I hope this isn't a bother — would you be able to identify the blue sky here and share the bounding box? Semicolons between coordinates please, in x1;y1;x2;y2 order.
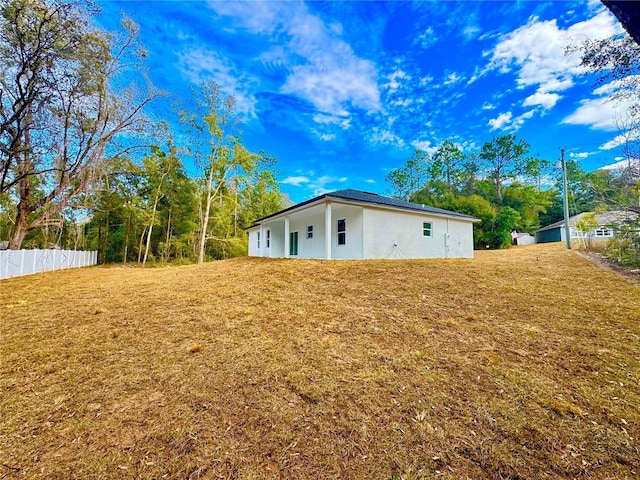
96;0;630;203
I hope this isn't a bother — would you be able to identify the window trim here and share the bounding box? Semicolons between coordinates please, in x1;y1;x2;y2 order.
423;221;432;237
307;225;313;239
257;231;260;248
266;229;271;248
594;227;613;238
337;218;346;245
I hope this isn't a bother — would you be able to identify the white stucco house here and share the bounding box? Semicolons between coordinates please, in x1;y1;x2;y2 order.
247;189;479;260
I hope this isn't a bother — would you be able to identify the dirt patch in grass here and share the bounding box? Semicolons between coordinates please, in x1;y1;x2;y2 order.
1;244;639;479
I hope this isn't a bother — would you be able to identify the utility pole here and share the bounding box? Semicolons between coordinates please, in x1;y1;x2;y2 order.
560;147;571;250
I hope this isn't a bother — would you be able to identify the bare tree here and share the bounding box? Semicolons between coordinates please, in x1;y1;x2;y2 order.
0;0;156;248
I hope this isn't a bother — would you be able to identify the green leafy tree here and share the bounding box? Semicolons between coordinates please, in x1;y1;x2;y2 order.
479;134;531;204
181;81;284;262
430;140;466;193
139;147;182;266
487;206;521;249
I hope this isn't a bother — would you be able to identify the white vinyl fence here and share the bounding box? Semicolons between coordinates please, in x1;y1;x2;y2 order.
0;249;97;280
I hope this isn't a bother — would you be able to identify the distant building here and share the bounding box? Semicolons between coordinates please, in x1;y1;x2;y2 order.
247;189;479;259
512;232;536;246
536;211;638;244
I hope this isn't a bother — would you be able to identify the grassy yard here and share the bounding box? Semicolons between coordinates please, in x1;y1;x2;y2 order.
1;244;639;479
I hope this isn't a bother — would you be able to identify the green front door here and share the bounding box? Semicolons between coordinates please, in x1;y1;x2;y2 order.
289;231;298;256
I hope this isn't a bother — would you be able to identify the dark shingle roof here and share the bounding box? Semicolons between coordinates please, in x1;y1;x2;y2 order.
253;189;479;224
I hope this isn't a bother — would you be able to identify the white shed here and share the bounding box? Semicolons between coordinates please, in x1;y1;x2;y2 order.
247;189;479;260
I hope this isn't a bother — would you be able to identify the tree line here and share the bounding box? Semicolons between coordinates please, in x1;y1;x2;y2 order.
0;0;287;263
385;133;638;250
1;0;639;263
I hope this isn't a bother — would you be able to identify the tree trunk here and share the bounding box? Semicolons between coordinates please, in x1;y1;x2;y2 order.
198;166;215;264
495;172;503;204
8;209;29;249
137;226;146;263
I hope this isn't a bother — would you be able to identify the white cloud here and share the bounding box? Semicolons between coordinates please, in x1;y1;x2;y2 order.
410;139;438;155
312;131;336;141
209;1;381;117
370;127;405;147
488;111;513;130
282;176;311;187
281;173;348;196
178;48;259;119
488;109;535;131
569;151;592;159
416;26;438;49
385;69;411;94
418;75;434;87
486;10;622;98
523;91;561;109
599;158;640;171
463;25;480;40
599;130;640;150
482;102;496;110
444;72;464;85
365;178;376;184
563;94;634;131
313;113;351;129
600;133;627;150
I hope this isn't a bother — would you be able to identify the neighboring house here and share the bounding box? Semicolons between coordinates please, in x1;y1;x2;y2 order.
536;210;638;244
247;189;479;260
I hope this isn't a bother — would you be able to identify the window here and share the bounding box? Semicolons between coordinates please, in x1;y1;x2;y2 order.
337;219;346;245
423;222;432;237
594;227;613;238
257;232;260;248
266;230;271;248
307;225;313;239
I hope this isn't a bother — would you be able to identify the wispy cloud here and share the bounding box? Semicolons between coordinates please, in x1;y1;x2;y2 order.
563;93;634;131
569;151;593;159
599;130;640;151
178;47;259;119
488;109;535;132
208;1;381;118
415;26;438;49
281;172;348;197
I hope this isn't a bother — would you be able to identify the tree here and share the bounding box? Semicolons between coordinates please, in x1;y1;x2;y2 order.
182;81;268;263
487;206;521;249
139;147;180;266
570;28;640;212
431;140;465;192
385;149;428;200
0;0;155;248
479;134;531;204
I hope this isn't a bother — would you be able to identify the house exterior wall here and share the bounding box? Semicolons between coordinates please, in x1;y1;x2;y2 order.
536;228;562;243
445;218;475;258
248;201;474;259
362;209;474;259
287;211;327;259
247;228;260;257
330;205;364;259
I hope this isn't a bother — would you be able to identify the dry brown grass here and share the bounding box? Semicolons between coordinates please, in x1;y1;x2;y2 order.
1;244;639;479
